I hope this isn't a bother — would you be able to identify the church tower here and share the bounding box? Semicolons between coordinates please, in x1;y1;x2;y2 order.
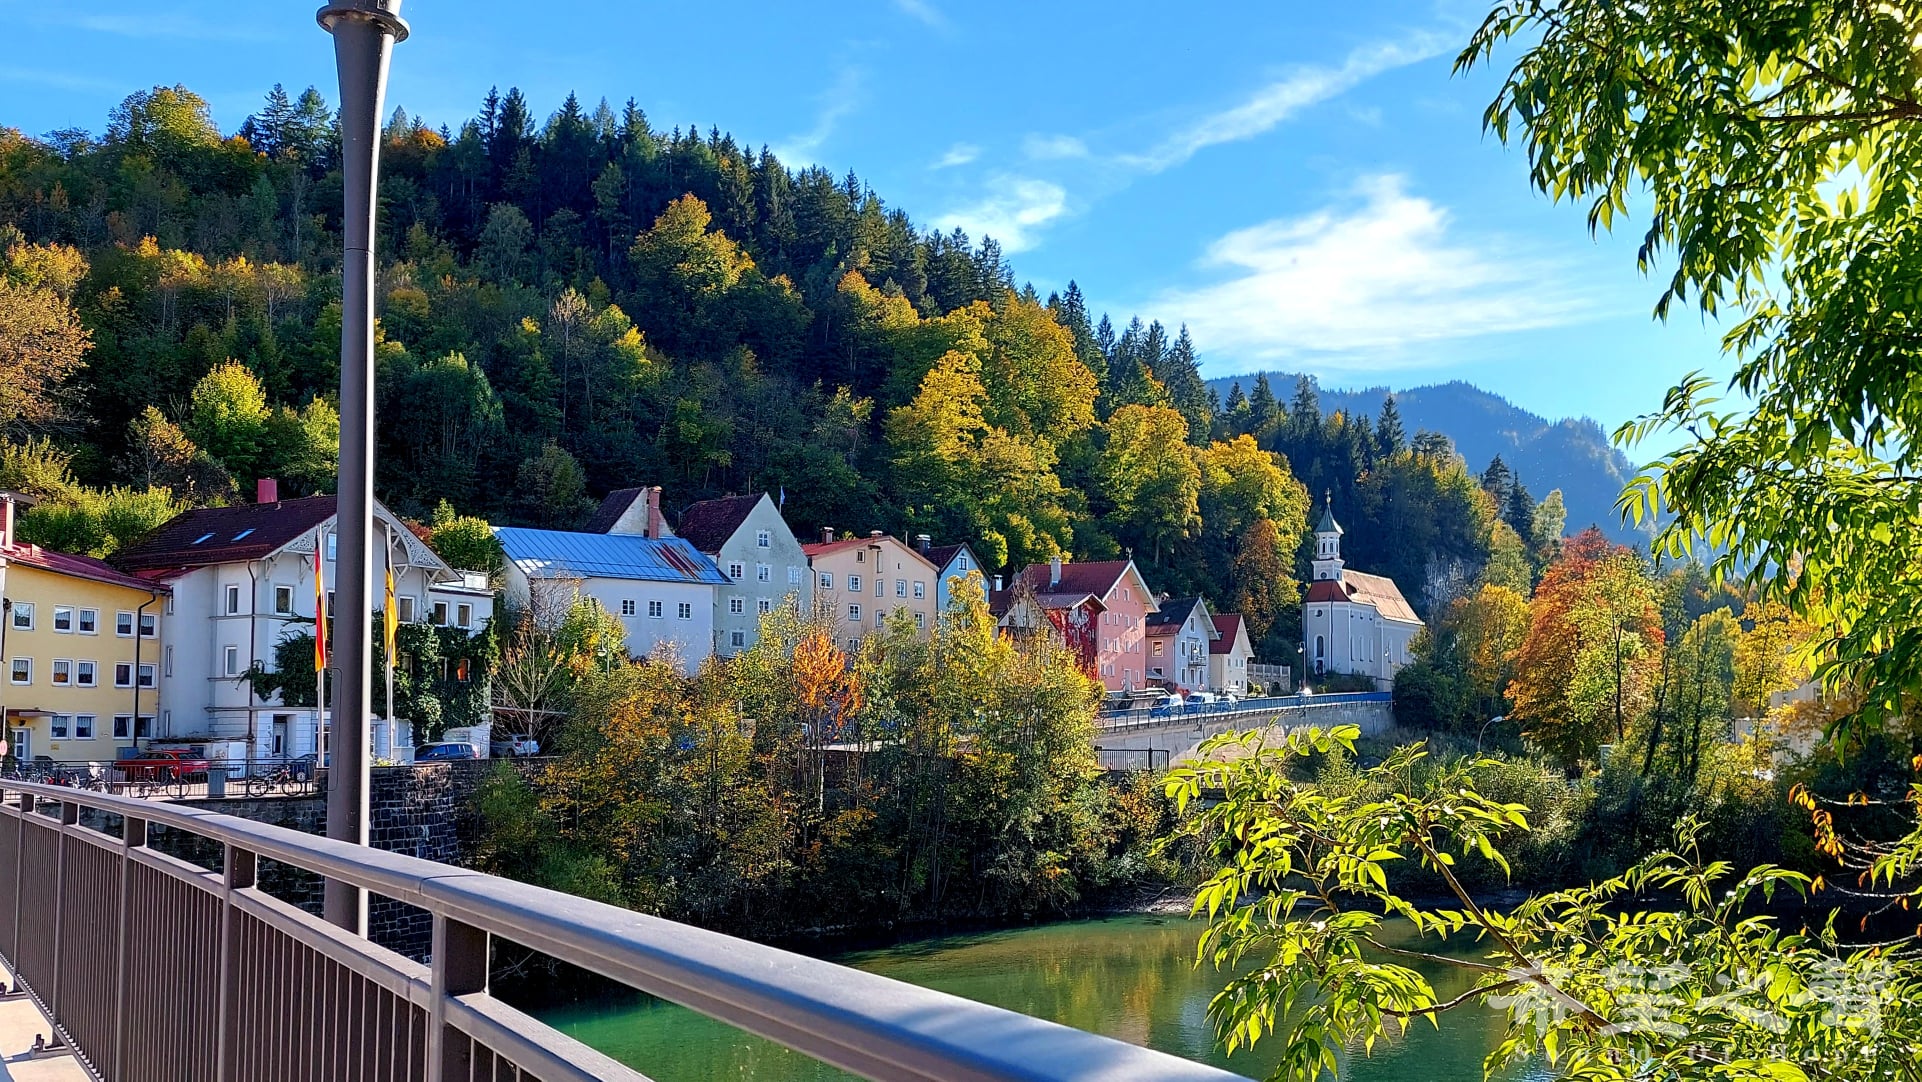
1311;492;1344;582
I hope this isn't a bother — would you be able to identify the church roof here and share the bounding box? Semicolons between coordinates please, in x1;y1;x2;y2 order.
1304;571;1420;624
1316;496;1342;535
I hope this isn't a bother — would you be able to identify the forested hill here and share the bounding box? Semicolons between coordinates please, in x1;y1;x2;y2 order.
1208;374;1649;546
0;82;1564;656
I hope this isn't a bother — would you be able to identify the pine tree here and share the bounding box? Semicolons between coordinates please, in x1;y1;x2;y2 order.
1480;455;1514;503
1248;373;1280;436
1159;324;1212;441
1376;393;1405;457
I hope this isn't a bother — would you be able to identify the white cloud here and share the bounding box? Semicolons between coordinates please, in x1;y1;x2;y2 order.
771;68;862;166
892;0;948;30
934;176;1068;253
1122;35;1447;172
1147;175;1591;369
932;142;980;169
1024;133;1089;161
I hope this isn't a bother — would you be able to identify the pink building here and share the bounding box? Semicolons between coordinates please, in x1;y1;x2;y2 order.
1011;557;1159;692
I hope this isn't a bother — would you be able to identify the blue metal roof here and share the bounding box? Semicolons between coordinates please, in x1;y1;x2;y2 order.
493;527;730;585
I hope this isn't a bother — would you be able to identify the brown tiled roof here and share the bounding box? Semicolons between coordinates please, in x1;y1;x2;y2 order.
802;535;938;570
583;488;648;534
2;542;170;593
1209;614;1246;654
1012;560;1148;606
113;496;337;572
1303;572;1420;624
675;494;763;554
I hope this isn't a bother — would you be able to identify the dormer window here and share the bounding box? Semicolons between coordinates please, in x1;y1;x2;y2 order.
193;532;216;545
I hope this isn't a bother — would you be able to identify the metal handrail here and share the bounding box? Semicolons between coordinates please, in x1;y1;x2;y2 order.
1094;692;1391;732
0;777;1250;1081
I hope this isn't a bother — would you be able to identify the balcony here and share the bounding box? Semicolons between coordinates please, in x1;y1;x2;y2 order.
0;778;1248;1081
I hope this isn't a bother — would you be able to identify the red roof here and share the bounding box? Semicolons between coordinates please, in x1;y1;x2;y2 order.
674;494;764;554
113;496;337;572
1209;614;1246;654
3;542;170;594
801;534;938;570
1303;572;1420;623
1012;560;1153;608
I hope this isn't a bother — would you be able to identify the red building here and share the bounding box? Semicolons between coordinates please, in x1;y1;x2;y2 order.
994;557;1159;692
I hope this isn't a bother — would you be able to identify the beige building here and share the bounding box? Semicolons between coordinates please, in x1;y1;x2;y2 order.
802;530;940;651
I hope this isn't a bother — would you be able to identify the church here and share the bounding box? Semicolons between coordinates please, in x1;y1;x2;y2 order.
1301;497;1423;688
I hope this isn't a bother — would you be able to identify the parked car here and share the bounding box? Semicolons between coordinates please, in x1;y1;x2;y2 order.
1187;691;1219;706
119;748;211;781
414;742;481;762
489;737;541;758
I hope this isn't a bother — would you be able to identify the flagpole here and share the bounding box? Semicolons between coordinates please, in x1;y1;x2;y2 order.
384;523;395;753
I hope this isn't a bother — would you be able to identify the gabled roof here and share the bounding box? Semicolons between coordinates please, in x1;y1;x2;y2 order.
2;541;170;594
584;488;649;534
801;534;940;570
1209;614;1249;654
495;528;729;585
674;494;765;554
1304;572;1421;624
113;496;338;572
921;542;971;571
1146;595;1211;632
1012;560;1156;611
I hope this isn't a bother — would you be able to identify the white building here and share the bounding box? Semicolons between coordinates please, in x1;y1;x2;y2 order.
495;518;728;674
591;490;811;658
112;482;495;761
1301;497;1422;688
1146;596;1216;691
1208;614;1256;695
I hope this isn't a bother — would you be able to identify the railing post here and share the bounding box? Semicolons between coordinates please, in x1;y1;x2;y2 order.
216;844;257;1082
113;814;146;1081
47;798;77;1028
10;791;30;967
427;915;487;1081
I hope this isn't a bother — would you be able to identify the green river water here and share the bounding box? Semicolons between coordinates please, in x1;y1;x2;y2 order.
539;915;1550;1081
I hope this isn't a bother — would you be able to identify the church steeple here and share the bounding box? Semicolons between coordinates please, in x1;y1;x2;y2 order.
1312;491;1345;581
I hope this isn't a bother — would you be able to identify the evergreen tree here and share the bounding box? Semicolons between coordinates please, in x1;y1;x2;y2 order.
1248;373;1280;436
1375;393;1405;457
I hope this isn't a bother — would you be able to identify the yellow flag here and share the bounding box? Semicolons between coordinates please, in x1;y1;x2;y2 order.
383;566;398;667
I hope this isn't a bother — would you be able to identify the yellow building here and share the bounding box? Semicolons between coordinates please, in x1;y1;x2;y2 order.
801;529;941;651
1;496;168;763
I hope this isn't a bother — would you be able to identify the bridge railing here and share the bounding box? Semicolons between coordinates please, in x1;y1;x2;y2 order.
1094;691;1391;733
0;777;1249;1082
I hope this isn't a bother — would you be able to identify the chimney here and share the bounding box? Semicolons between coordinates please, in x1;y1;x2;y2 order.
644;486;664;540
916;533;932;553
1049;554;1063;588
0;494;13;549
256;478;278;504
821;527;836;544
993;574;1004;592
869;530;883;539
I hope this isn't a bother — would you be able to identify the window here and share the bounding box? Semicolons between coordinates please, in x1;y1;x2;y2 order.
847;639;859;652
730;630;746;648
648;600;663;619
76;661;96;687
432;602;449;626
876;578;883;596
53;606;73;633
326;534;337;561
274;586;294;615
914;612;925;630
50;715;69;739
874;611;884;628
728;562;744;581
9;658;28;684
849;604;862;621
456;603;472;627
327;592;335;619
225;584;242;615
1152;641;1164;657
164;646;173;677
113;715;132;739
756;530;770;548
115;663;133;688
51;659;71;686
913;582;925;599
848;574;862;593
856;550;865;563
677;602;692;620
756;564;770;583
789;566;803;584
1123;587;1131;601
818;572;832;589
621;599;637;617
757;598;772;615
139;613;156;638
223;647;240;677
729;597;745;615
77;608;96;634
137;715;154;738
74;715;93;739
397;596;416;623
11;603;33;630
116;611;133;637
957;555;970;571
895;579;906;598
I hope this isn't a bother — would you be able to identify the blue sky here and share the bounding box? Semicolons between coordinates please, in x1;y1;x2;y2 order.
0;0;1732;432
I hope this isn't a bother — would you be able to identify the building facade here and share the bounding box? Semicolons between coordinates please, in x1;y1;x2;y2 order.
990;577;1105;675
1;494;169;762
113;485;493;761
1010;557;1158;693
802;530;940;650
1208;614;1255;695
1301;498;1422;687
495;525;728;674
1146;596;1216;691
663;492;812;657
917;539;984;614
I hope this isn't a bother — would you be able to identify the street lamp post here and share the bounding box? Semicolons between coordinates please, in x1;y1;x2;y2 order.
317;0;408;933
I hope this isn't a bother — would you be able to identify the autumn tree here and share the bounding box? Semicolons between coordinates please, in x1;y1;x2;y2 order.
1099;404;1200;564
0;276;87;436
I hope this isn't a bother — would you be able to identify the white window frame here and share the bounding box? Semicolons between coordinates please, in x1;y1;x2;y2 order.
730;630;747;648
9;658;28;684
432;601;449;626
74;714;94;739
53;606;74;633
728;562;744;581
621;599;637;616
50;714;69;739
274;585;295;615
849;604;862;621
116;610;134;637
223;647;240;678
913;582;925;599
756;530;770;548
677;602;692;620
398;596;416;623
895;579;906;598
848;574;862;593
113;715;132;739
456;603;472;628
75;660;96;687
729;597;745;615
789;566;802;584
77;608;97;634
11;603;33;631
115;662;134;688
648;600;663;619
225;584;242;615
51;659;72;686
756;564;771;582
818;572;832;589
914;612;925;630
139;613;157;638
757;598;772;615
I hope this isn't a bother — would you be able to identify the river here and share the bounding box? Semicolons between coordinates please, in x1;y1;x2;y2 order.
537;915;1549;1081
